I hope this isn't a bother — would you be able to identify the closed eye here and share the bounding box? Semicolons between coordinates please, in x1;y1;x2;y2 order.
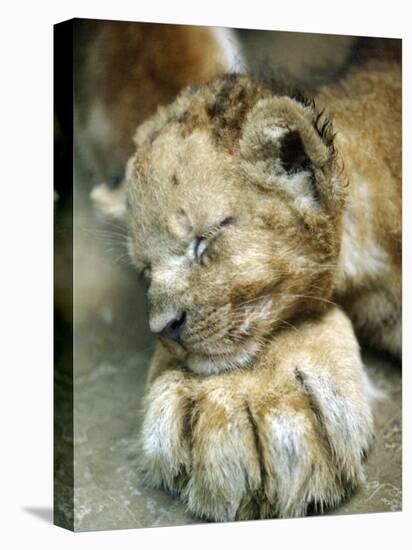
193;216;235;264
220;216;234;227
194;236;208;261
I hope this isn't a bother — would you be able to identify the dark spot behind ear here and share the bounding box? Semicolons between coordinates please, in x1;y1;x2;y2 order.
279;131;311;174
279;131;319;201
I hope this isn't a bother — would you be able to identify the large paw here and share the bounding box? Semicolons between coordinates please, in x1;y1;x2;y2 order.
138;370;193;493
139;366;373;521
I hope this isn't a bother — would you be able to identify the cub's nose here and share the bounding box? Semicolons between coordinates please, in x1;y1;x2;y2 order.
155;311;187;341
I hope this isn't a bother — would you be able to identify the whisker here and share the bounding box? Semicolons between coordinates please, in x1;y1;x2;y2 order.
113;251;133;265
286;293;338;307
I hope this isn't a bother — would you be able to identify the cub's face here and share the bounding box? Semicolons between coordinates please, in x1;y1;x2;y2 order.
123;90;344;374
90;76;345;374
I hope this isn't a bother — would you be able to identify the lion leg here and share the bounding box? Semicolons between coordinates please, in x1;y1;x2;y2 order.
139;307;374;521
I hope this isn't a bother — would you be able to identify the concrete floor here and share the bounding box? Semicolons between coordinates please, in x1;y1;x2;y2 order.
54;28;402;531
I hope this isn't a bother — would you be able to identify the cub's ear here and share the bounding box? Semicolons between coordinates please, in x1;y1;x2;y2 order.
90;182;127;223
239;97;339;211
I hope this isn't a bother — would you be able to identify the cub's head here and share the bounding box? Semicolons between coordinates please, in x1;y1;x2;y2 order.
93;74;346;374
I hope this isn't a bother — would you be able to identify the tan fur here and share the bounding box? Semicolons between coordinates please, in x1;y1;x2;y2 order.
319;59;401;354
140;308;373;520
92;45;401;520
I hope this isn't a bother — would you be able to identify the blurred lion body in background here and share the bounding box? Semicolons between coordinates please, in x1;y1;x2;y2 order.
75;21;244;182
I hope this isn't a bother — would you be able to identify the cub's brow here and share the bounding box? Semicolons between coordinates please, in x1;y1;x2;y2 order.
200;216;235;239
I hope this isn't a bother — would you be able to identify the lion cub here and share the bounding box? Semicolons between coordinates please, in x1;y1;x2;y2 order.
93;47;401;520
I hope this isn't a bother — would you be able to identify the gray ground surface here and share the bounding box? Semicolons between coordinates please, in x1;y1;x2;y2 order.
55;29;401;531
